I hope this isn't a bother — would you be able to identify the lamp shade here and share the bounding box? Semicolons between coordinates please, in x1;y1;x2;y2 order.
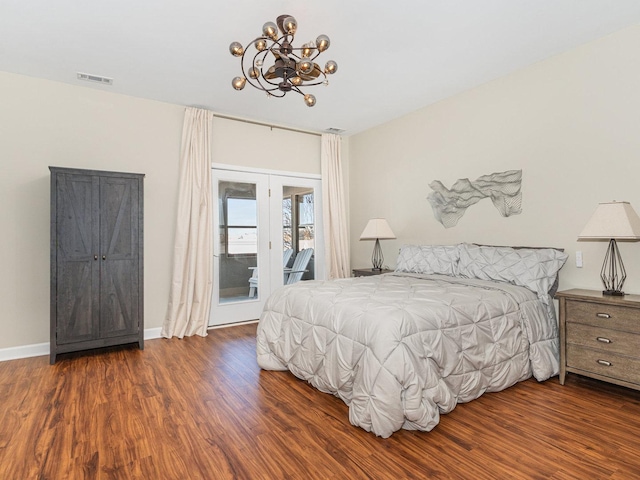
578;201;640;240
360;218;396;240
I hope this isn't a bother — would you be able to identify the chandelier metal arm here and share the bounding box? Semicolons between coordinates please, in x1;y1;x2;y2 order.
243;36;296;92
294;75;328;88
240;48;279;93
290;85;306;96
241;43;292;94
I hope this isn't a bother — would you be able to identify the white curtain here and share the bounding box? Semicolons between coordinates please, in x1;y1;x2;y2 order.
161;107;213;338
321;134;351;278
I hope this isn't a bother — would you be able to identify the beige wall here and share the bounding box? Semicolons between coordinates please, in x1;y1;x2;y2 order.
0;71;320;351
211;118;321;175
7;18;634;351
349;25;640;294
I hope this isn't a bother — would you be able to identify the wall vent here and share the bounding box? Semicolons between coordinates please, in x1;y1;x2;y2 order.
77;72;113;85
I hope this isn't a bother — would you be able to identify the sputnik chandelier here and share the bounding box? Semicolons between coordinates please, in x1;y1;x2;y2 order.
229;14;338;107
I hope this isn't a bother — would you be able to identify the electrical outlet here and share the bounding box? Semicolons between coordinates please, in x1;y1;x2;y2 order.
576;251;583;268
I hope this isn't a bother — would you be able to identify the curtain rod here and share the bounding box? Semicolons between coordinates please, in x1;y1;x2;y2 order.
212;113;322;137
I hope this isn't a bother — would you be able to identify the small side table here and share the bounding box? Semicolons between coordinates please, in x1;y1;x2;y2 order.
555;288;640;391
352;268;393;277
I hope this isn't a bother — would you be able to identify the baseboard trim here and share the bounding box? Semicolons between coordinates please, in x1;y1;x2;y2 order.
0;327;165;362
207;319;259;330
144;327;163;340
0;342;50;362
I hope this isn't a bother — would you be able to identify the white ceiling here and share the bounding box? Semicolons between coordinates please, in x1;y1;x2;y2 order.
2;1;640;135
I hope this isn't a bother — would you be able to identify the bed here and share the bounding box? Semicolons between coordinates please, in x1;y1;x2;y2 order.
256;243;568;437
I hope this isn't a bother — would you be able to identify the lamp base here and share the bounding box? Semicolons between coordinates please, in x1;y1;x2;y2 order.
600;239;627;296
371;239;384;270
603;289;625;296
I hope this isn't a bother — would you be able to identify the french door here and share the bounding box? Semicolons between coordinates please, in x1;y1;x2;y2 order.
209;168;323;326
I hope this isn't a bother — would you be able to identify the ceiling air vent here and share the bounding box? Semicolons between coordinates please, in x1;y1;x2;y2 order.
77;72;113;85
325;127;345;134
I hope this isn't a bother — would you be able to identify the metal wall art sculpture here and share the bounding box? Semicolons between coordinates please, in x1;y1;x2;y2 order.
427;169;522;228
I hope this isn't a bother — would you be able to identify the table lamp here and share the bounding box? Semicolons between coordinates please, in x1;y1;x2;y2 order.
359;218;396;271
578;201;640;295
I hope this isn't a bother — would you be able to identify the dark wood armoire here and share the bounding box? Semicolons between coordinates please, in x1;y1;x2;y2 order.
49;167;144;364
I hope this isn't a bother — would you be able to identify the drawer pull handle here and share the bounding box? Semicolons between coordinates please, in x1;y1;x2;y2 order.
596;337;612;344
596;313;611;319
597;359;612;367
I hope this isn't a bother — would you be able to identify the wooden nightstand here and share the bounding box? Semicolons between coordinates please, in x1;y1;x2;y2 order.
352;268;393;277
555;289;640;391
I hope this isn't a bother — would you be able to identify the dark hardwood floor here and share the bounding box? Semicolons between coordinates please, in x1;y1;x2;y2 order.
1;323;640;479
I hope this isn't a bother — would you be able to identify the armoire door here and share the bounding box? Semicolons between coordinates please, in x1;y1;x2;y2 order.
54;172;100;345
99;176;141;338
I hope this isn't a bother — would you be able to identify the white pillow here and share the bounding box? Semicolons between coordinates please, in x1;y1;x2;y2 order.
395;244;460;276
457;243;568;296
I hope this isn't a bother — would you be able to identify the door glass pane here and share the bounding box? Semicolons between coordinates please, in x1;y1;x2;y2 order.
282;196;292;255
218;181;257;303
298;192;315;251
227;198;257;254
282;186;315;283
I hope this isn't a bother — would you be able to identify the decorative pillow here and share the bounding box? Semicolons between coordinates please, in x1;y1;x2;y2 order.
457;243;568;296
395;244;460;276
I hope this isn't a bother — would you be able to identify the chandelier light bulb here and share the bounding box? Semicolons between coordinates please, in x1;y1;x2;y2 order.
232;77;246;90
324;60;338;75
262;21;278;40
297;58;314;75
255;58;264;67
290;76;303;86
254;39;267;51
248;67;260;79
301;42;315;58
229;42;244;57
282;16;297;35
316;34;330;52
304;94;316;107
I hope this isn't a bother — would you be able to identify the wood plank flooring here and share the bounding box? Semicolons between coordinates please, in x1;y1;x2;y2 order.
1;323;640;479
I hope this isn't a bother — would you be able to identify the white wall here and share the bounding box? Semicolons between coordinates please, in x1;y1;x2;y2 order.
0;71;320;352
349;24;640;294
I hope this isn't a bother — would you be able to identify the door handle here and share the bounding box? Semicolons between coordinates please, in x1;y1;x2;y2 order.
102;255;106;260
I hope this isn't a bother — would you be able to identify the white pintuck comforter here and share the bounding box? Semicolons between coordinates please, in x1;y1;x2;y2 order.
256;272;559;438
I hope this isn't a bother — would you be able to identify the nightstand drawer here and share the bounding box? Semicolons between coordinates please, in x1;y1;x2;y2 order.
566;323;640;358
567;344;640;386
566;299;640;334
